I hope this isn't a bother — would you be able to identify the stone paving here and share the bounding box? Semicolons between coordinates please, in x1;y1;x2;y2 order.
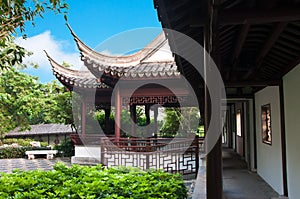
222;149;280;199
0;158;71;173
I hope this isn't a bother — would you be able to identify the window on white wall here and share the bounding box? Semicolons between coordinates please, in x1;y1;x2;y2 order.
236;109;242;137
261;104;272;145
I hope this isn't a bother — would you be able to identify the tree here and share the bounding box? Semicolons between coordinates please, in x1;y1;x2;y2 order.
0;69;73;137
159;108;181;137
0;0;68;70
160;107;200;137
93;106;150;137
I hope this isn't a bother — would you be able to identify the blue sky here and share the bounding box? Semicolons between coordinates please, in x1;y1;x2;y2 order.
17;0;162;83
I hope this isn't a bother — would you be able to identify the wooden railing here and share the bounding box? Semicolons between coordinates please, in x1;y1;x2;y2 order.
70;134;205;179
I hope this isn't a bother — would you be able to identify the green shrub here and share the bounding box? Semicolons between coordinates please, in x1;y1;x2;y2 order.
0;146;52;159
53;140;74;157
0;147;27;159
0;163;188;198
196;125;205;137
2;138;48;147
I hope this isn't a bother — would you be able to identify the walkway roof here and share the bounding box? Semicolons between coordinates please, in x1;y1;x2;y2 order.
154;0;300;97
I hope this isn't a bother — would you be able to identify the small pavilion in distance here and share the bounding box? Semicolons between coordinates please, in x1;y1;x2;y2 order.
46;25;201;178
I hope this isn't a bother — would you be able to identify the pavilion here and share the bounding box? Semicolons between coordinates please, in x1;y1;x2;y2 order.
46;26;201;177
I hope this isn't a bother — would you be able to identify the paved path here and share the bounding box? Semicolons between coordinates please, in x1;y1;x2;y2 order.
223;149;280;199
0;158;71;173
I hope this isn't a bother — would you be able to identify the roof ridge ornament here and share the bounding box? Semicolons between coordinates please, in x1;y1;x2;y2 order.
66;23;174;67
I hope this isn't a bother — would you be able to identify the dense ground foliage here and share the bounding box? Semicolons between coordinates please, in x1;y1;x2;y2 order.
0;163;188;199
1;138;48;147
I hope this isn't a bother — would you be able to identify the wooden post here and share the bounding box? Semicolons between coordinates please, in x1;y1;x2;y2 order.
105;107;111;134
195;135;200;174
153;105;158;135
130;105;137;137
279;82;288;196
55;134;59;144
204;23;223;199
145;104;151;137
115;88;121;142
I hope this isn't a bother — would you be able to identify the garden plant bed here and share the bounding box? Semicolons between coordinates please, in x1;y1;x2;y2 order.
0;163;188;198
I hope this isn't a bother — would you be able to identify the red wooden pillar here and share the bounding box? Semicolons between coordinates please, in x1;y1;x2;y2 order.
145;104;151;137
204;24;223;199
130;105;137;137
55;134;59;144
105;107;111;134
81;99;87;136
153;105;158;135
115;88;121;141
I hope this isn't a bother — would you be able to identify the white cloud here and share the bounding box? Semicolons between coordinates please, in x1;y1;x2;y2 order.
15;31;83;70
99;49;124;57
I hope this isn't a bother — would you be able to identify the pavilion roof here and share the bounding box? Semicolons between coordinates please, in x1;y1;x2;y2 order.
45;51;110;90
47;26;182;89
67;24;172;67
67;25;181;81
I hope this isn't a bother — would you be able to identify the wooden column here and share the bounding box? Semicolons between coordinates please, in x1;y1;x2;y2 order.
115;88;121;141
81;99;87;136
130;105;137;137
145;104;151;137
153;105;158;136
204;24;223;199
55;134;59;144
279;82;288;196
105;107;111;134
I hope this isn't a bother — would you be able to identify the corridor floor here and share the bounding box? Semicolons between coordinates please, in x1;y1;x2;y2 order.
223;148;281;199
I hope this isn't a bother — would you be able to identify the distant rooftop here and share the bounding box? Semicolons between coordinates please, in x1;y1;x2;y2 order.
7;124;75;136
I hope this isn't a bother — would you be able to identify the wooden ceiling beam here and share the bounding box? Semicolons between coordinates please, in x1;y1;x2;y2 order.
190;6;300;26
221;7;300;25
232;24;250;63
225;79;281;87
242;22;287;80
226;24;250;80
277;39;300;51
255;22;287;64
273;44;300;57
281;54;300;76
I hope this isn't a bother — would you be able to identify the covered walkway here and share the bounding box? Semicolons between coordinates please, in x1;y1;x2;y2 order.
223;148;281;199
192;148;282;198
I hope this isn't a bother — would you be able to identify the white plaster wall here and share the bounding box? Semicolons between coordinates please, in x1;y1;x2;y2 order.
255;86;283;194
283;63;300;199
74;145;101;158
